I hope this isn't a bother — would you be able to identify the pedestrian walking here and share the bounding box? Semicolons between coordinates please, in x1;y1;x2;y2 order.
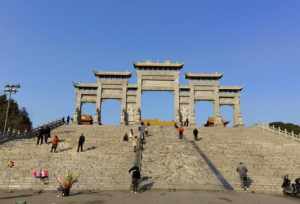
50;135;60;153
178;126;184;139
236;162;249;190
123;133;129;141
66;116;70;125
37;128;44;145
129;165;141;193
144;126;149;137
193;128;199;141
184;118;189;127
44;126;51;144
77;134;85;152
138;122;146;144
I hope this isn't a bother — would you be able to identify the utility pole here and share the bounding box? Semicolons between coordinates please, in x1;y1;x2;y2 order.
3;84;20;133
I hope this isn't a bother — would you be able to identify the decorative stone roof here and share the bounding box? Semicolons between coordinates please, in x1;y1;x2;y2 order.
134;60;184;70
185;72;223;80
93;71;132;78
219;86;243;92
73;82;98;88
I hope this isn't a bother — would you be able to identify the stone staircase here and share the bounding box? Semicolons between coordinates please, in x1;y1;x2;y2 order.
181;127;300;193
141;126;224;191
0;125;299;194
0;125;135;191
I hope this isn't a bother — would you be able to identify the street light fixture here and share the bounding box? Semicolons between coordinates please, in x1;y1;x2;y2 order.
3;84;21;133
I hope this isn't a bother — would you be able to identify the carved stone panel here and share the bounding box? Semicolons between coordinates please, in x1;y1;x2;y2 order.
81;94;96;103
220;97;234;105
102;89;122;99
142;80;174;91
194;90;215;100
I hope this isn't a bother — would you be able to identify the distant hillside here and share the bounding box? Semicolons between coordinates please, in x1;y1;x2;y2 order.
0;95;32;132
269;122;300;134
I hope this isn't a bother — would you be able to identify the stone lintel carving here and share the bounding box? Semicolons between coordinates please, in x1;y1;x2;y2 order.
185;72;223;80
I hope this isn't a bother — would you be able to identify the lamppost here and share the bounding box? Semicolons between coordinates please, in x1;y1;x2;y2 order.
3;84;21;133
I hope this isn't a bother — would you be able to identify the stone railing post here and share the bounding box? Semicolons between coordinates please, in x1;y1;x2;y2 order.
291;131;294;138
278;126;281;135
284;129;288;136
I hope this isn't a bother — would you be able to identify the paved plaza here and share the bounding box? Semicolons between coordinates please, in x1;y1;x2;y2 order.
0;190;298;204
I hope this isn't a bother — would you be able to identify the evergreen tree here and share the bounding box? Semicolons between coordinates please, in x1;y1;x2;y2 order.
0;94;32;132
269;121;300;135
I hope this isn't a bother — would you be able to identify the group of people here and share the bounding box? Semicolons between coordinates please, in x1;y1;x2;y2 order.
62;115;73;125
36;128;86;153
124;122;148;152
36;126;51;145
174;124;200;141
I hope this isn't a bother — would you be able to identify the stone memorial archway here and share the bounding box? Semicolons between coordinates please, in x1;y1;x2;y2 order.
73;60;244;126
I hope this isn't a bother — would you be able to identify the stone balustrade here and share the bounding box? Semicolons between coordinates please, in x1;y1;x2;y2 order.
255;123;300;142
0;118;65;144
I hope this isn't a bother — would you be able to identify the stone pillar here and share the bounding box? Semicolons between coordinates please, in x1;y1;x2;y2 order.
121;85;127;125
73;90;82;124
95;84;102;125
233;96;244;127
189;85;196;126
213;94;223;126
135;75;142;123
174;74;180;123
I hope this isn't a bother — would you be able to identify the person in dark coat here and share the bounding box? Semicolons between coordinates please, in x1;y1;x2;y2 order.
138;122;146;144
236;162;249;190
77;134;85;152
44;126;51;144
66;116;70;125
193;128;199;141
129;166;141;193
184;118;189;127
37;128;44;145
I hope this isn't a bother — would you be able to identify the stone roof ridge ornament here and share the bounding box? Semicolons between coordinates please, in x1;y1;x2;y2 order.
133;60;184;69
185;72;223;79
93;71;132;78
219;86;243;91
73;81;98;88
72;81;79;87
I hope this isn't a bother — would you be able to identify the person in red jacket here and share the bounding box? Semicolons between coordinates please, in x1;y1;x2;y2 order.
50;135;59;153
178;126;184;139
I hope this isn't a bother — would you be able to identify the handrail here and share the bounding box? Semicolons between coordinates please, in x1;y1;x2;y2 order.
255;123;300;142
0;118;65;144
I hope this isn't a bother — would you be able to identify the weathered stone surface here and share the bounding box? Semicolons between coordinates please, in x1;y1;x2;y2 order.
0;125;298;194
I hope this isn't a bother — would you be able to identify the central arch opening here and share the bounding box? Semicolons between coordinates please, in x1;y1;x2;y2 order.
101;99;121;125
81;102;96;117
195;101;214;127
141;91;174;121
220;105;234;127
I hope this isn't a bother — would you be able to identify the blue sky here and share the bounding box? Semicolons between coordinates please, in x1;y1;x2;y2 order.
0;0;299;126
